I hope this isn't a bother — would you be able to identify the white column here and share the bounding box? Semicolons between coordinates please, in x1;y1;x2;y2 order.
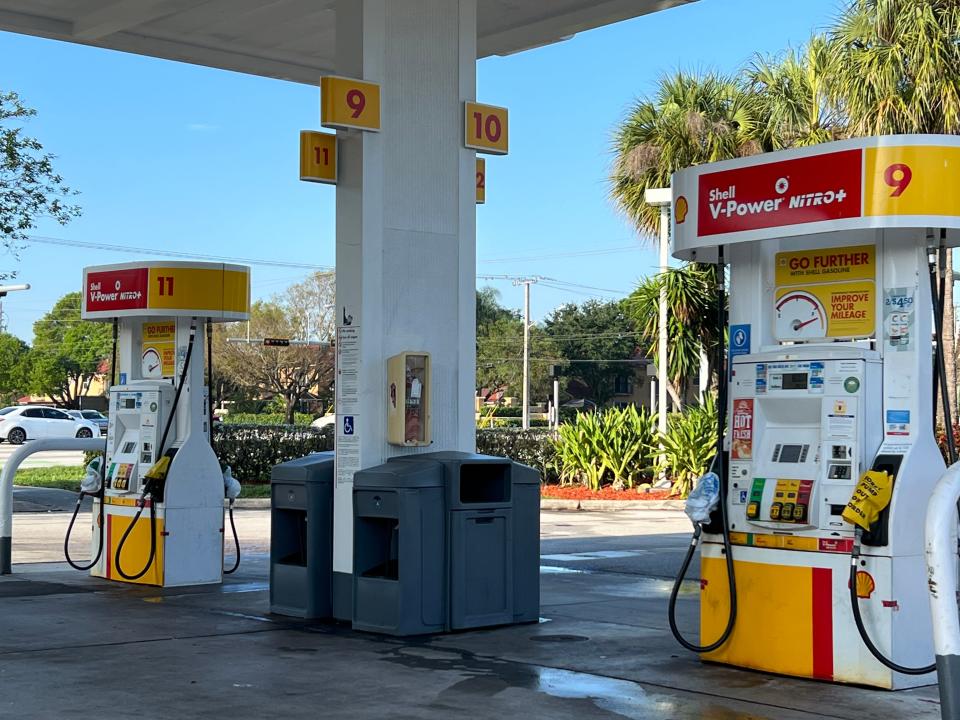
658;204;669;424
332;0;478;595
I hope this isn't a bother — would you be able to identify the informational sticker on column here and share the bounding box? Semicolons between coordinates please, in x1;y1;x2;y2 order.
335;325;361;487
336;414;361;487
336;325;360;415
883;286;915;352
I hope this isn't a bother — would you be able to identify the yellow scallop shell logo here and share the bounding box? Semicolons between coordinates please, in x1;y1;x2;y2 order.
675;196;689;224
855;570;876;599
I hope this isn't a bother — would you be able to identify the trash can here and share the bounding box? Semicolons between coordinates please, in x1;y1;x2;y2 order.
269;452;335;619
352;459;446;636
353;451;540;635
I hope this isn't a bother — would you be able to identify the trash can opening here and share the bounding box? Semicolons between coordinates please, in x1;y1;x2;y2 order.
459;464;510;504
356;517;400;580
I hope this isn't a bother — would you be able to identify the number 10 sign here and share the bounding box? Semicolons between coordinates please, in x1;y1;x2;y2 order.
465;101;508;155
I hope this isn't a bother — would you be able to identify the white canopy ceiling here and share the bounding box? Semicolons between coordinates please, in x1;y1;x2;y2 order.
0;0;696;84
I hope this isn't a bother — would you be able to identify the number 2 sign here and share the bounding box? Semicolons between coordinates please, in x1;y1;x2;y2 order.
299;130;337;184
476;158;486;204
321;76;381;132
465;101;508;155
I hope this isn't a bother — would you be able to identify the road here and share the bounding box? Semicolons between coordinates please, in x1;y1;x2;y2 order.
0;440;90;469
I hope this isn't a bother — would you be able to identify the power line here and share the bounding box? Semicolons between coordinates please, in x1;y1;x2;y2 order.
479;245;643;263
25;235;333;271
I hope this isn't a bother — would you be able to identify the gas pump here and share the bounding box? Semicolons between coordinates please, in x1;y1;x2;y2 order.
68;261;250;587
666;135;960;689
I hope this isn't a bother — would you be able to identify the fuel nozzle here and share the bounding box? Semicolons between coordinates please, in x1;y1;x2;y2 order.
842;470;894;535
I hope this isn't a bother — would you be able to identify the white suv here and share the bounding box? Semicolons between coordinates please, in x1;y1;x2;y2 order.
0;406;100;445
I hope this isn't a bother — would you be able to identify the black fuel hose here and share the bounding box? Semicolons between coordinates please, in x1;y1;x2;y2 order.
64;489;104;571
223;500;240;574
114;497;156;581
668;247;737;653
849;535;934;675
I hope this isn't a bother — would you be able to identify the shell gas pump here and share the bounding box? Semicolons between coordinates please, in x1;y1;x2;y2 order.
66;261;250;587
666;135;960;689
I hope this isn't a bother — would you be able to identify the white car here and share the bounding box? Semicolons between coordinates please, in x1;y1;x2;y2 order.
0;406;100;445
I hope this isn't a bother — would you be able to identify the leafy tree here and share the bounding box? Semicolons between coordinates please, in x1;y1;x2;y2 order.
625;264;722;403
0;332;30;404
30;293;112;407
543;300;638;407
1;91;80;277
476;287;554;402
215;273;336;424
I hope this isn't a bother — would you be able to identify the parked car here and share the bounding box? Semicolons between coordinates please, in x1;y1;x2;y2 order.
0;406;100;445
66;409;109;435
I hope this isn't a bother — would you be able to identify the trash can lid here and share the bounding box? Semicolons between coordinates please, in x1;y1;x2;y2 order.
388;451;541;484
354;458;444;489
271;451;336;484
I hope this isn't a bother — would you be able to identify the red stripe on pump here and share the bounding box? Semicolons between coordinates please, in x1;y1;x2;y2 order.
812;567;834;680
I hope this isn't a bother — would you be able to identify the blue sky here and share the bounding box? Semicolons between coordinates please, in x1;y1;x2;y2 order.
1;0;841;340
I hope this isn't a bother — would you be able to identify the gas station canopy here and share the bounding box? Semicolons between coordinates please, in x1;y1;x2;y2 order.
0;0;695;84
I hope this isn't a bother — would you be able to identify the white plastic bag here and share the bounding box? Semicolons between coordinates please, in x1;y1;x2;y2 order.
223;466;242;500
80;455;103;494
685;471;720;524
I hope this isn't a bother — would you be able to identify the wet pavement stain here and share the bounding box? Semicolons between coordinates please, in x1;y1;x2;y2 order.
379;644;782;719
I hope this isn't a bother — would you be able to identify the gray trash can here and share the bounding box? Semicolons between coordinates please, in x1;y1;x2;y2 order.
354;451;540;635
270;452;335;619
352;459;446;636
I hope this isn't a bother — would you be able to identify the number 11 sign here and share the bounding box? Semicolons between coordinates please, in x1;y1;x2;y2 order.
300;130;337;184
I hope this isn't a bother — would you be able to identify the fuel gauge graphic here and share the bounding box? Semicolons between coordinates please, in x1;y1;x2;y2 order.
775;290;827;339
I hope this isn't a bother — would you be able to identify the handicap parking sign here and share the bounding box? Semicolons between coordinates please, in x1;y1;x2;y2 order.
343;416;354;435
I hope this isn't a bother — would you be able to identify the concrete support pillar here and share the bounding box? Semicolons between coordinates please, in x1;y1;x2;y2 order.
331;0;478;614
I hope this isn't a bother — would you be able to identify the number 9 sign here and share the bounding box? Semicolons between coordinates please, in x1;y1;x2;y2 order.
321;76;381;132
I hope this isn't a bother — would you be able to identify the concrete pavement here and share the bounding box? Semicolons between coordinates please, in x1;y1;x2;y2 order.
0;508;942;719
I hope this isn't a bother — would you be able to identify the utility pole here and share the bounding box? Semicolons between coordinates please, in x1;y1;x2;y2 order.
646;189;672;481
513;277;538;430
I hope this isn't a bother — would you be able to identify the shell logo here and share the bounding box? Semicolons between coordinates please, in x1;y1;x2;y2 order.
675;196;689;224
855;570;876;599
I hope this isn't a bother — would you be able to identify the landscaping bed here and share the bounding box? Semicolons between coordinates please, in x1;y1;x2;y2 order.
541;485;673;501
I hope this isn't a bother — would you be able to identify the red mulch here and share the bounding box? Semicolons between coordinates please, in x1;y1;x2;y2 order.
541;486;674;501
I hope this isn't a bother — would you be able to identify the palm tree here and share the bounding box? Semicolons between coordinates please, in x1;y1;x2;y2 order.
610;70;764;236
828;0;960;426
746;37;845;149
624;263;721;403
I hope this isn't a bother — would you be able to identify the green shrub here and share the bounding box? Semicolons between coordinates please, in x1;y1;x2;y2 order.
221;412;315;425
476;428;555;482
214;424;334;483
552;406;656;490
657;395;717;499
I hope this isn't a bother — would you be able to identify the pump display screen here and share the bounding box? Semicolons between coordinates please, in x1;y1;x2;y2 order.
777;444;804;463
781;373;808;390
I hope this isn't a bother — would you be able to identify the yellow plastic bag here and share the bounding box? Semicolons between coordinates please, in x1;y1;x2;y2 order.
842;470;893;531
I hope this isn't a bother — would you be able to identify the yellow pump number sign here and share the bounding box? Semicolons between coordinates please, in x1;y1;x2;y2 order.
465;102;508;155
476;158;486;204
300;131;337;184
321;75;381;132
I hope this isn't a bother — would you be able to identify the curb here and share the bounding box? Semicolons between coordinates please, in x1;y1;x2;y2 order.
540;498;686;511
233;498;271;509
